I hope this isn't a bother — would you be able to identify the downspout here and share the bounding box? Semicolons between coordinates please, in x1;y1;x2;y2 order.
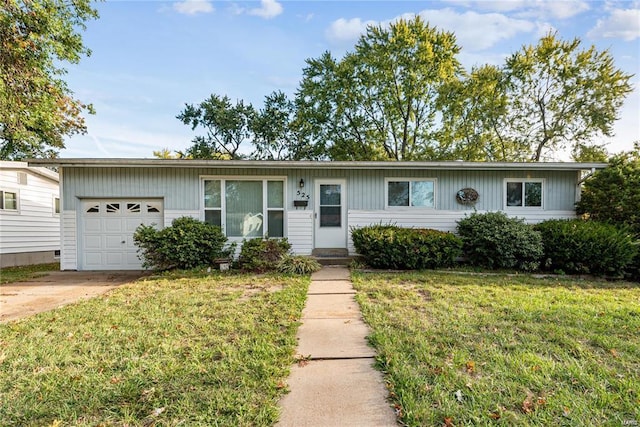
575;168;596;204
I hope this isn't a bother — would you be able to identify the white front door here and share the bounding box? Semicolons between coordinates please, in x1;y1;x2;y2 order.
314;179;347;249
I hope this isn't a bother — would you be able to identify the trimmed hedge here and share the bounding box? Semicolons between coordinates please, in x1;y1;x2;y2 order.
133;217;232;271
534;219;638;277
236;237;291;273
456;212;543;272
351;224;462;270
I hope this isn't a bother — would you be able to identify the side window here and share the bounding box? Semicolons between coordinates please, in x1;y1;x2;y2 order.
54;197;60;215
386;179;435;208
0;190;18;211
203;180;222;227
505;180;543;208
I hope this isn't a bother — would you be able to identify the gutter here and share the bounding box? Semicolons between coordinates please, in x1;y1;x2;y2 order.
27;158;609;172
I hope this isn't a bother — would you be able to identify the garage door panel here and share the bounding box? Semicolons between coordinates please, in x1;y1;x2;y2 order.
105;252;124;267
81;199;163;270
105;235;125;250
84;252;103;267
104;218;124;233
84;218;102;232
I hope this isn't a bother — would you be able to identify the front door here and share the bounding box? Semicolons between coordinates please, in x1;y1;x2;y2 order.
315;179;347;249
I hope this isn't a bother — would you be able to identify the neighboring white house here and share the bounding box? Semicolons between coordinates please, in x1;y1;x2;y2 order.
0;161;60;268
28;159;606;271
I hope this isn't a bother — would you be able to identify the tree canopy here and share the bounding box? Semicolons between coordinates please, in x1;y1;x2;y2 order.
0;0;98;160
502;32;633;161
296;17;462;161
176;17;633;162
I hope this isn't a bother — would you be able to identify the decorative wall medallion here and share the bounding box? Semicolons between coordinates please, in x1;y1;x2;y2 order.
456;188;479;205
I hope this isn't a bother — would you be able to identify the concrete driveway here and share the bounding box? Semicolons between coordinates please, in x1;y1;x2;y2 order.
0;271;147;323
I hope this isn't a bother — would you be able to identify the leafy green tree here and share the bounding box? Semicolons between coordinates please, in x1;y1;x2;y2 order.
250;91;319;160
571;144;609;162
576;143;640;236
177;94;255;159
296;16;463;161
502;32;633;161
0;0;98;160
152;148;189;159
438;64;522;161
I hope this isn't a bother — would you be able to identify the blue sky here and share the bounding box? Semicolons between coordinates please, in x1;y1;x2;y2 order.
61;0;640;159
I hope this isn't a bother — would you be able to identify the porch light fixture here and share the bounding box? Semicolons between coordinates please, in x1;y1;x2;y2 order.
299;178;305;188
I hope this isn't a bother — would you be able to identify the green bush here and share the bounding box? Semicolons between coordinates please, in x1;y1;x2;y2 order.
351;224;462;270
236;237;291;273
133;217;233;271
576;145;640;236
277;255;322;275
456;212;543;272
534;219;638;277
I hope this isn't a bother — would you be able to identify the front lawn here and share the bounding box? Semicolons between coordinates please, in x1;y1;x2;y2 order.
0;271;308;426
352;272;640;426
0;263;60;284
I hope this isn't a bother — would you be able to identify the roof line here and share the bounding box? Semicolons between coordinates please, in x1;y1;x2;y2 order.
26;158;608;171
1;161;59;182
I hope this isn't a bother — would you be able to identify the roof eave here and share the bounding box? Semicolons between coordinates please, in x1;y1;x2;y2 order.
26;158;608;172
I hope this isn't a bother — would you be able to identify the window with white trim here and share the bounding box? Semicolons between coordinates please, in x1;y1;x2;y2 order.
203;178;285;238
505;179;543;208
0;190;18;210
54;197;60;215
385;178;435;208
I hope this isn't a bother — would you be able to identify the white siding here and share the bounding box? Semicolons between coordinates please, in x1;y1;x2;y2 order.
347;209;577;254
287;210;313;255
0;163;59;254
61;210;77;270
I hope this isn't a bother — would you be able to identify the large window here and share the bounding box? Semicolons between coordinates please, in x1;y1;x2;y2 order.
0;190;18;210
386;179;435;208
203;178;285;238
505;179;543;208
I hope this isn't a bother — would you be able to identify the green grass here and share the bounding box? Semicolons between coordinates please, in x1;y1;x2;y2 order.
352;271;640;426
0;270;309;426
0;263;60;284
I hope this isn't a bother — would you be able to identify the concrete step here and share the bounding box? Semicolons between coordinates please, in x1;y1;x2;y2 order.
312;248;349;257
312;256;354;266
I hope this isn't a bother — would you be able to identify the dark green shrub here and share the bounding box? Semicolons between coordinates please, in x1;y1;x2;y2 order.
277;255;322;275
133;217;233;271
576;145;640;236
534;219;638;277
456;212;543;272
236;237;291;273
351;224;462;270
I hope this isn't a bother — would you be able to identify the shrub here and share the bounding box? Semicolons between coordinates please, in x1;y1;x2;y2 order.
277;255;322;275
351;224;462;270
133;217;233;271
236;237;291;273
534;219;638;277
456;212;543;272
576;145;640;236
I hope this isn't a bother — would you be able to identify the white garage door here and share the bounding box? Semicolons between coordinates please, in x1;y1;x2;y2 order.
81;200;163;270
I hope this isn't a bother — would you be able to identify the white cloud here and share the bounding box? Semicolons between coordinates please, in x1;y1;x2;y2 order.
172;0;214;15
325;17;376;43
228;3;245;15
248;0;283;19
417;9;536;51
325;9;536;51
587;9;640;41
444;0;590;19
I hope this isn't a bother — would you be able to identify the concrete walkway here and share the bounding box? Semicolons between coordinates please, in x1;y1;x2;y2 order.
277;266;397;427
